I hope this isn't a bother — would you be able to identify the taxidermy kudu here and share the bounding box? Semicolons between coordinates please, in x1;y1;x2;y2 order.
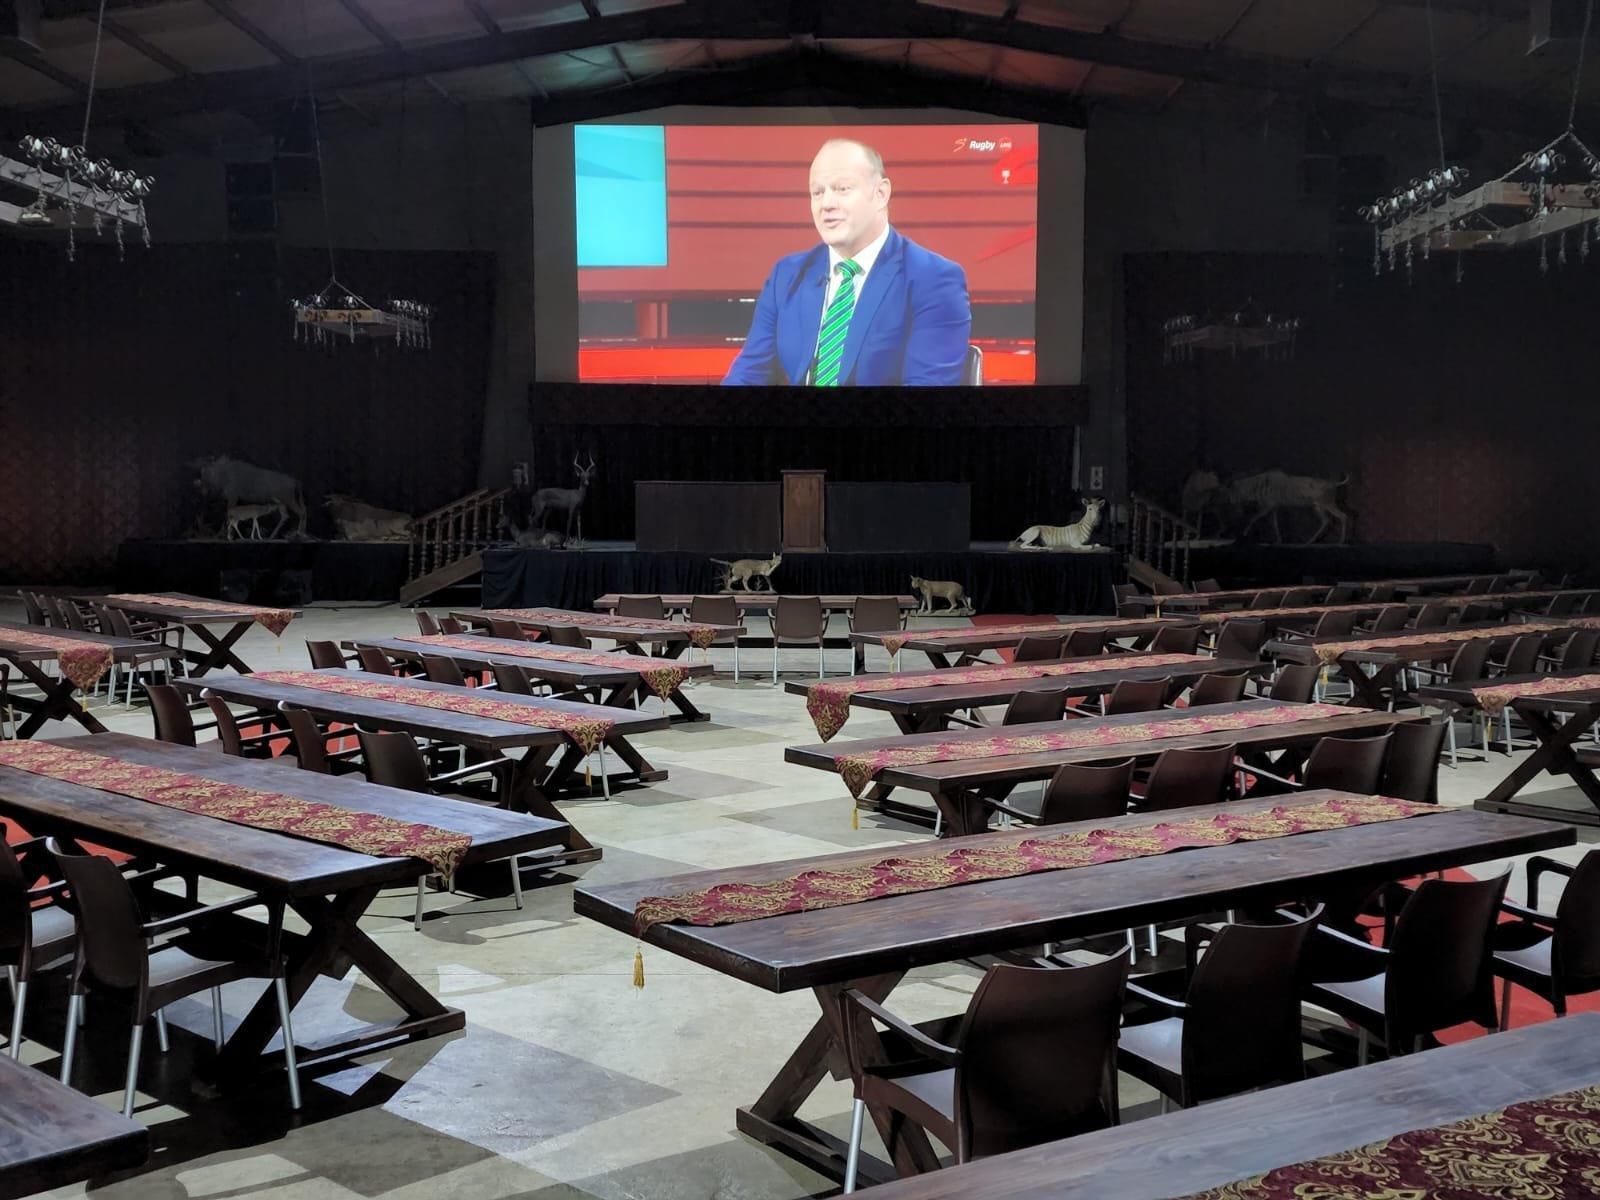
533;454;597;546
1229;470;1349;545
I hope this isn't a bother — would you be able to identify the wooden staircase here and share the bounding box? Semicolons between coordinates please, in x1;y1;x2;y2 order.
400;488;508;606
1126;493;1202;591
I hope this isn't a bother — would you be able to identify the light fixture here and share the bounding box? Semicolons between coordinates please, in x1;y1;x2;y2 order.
1163;304;1301;362
292;281;433;347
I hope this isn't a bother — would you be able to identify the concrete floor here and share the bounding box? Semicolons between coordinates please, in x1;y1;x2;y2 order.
6;600;1595;1200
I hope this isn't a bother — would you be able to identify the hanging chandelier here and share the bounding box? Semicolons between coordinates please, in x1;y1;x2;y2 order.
1162;304;1301;362
292;281;433;347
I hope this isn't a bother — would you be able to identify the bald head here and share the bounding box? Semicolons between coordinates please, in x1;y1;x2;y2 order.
809;138;891;258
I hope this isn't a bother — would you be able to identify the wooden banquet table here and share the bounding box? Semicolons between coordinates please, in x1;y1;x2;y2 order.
784;654;1271;737
177;669;668;866
1333;569;1538;596
865;1015;1600;1200
0;620;178;737
1460;686;1600;826
593;593;919;615
0;1051;148;1199
84;591;300;676
787;698;1420;835
346;633;716;724
849;617;1192;670
452;606;740;659
0;734;568;1079
575;792;1571;1185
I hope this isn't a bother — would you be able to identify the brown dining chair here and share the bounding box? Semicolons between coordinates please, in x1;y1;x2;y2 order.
1485;634;1547;750
355;729;522;929
1117;908;1320;1110
1248;590;1286;610
1493;851;1600;1027
0;836;75;1060
1149;625;1202;655
1456;601;1498;624
1464;576;1494;595
199;691;279;759
143;683;214;747
984;760;1134;826
850;597;907;674
1305;869;1510;1062
1113;583;1140;603
306;640;348;669
1012;635;1065;663
1250;732;1393;797
93;603;181;705
1358;604;1410;635
1194;578;1222;594
1381;718;1448;804
1186;671;1249;708
1061;628;1105;658
1545;628;1600;671
999;688;1068;727
50;839;301;1117
280;705;335;774
1283;587;1328;606
1134;744;1235;813
1543;592;1583;618
437;616;466;636
1212;619;1265;663
1103;677;1169;716
546;624;592;650
1325;586;1360;605
1268;663;1319;704
486;618;526;641
1365;583;1396;603
491;661;534;695
839;953;1130;1191
1153;579;1186;596
18;591;46;627
414;611;441;636
617;595;666;620
421;654;469;688
689;594;744;681
769;596;828;681
1408;639;1492;766
1410;602;1449;630
356;646;396;676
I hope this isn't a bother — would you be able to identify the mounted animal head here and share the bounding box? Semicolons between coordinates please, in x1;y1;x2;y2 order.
574;454;597;488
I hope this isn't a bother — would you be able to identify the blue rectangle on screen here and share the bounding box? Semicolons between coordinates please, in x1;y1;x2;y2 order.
575;125;668;268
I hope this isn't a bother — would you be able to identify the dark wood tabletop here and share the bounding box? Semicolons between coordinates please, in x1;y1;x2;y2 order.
594;593;918;612
784;654;1270;735
0;620;180;738
1418;670;1600;711
84;591;302;676
0;1052;148;1200
452;607;740;648
850;617;1193;669
0;619;178;662
1334;569;1537;594
863;1014;1600;1200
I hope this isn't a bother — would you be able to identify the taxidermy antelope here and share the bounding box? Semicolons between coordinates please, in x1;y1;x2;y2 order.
533;454;597;546
1012;498;1106;550
1230;470;1349;545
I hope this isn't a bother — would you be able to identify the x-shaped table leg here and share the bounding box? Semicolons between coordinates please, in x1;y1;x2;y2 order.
7;657;105;737
1481;701;1600;811
186;622;256;676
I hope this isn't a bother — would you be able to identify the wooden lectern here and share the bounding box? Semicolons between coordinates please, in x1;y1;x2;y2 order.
782;470;826;552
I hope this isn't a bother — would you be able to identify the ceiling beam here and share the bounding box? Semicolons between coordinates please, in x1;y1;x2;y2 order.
0;37;84;95
100;14;189;77
199;0;293;65
5;0;1575;134
461;0;547;100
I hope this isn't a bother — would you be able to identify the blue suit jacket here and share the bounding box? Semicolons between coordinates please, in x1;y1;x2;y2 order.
722;227;972;387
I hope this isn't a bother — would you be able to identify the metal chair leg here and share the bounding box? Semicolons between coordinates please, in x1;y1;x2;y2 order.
818;643;825;679
122;1024;145;1118
274;974;303;1110
1357;1028;1369;1066
1500;977;1513;1031
732;641;740;683
843;1097;866;1194
60;993;82;1083
509;857;525;910
772;643;779;684
212;986;225;1050
414;877;427;930
154;1009;169;1053
8;979;24;1060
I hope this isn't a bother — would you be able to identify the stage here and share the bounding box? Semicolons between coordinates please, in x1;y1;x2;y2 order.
115;539;410;604
482;543;1118;614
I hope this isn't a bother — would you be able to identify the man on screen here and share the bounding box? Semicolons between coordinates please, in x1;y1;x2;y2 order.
722;138;972;387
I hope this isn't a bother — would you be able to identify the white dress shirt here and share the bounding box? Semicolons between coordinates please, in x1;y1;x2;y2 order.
818;223;891;328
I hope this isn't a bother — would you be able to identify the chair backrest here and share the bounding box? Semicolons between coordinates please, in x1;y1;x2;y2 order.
1037;760;1134;823
48;840;146;993
1456;602;1497;624
1412;602;1448;629
93;604;133;638
487;618;526;640
1112;583;1140;602
1382;718;1446;804
773;596;825;640
491;661;534;694
438;617;465;635
1386;870;1510;1040
1369;604;1410;634
356;646;395;675
1283;587;1328;606
1181;909;1320;1103
1115;602;1144;619
1248;590;1286;610
1554;851;1600;987
1562;628;1600;670
59;601;89;632
953;953;1129;1159
689;594;739;626
422;654;468;688
1062;629;1104;657
1013;635;1065;663
306;640;346;669
41;596;70;628
850;597;904;635
1500;633;1545;676
1365;583;1396;603
617;595;665;620
1269;663;1318;704
0;839;31;964
547;624;591;649
202;693;245;756
1324;586;1360;605
1104;677;1169;716
356;728;431;792
144;684;197;746
1139;743;1235;812
1152;578;1185;596
1311;610;1357;639
414;611;441;636
1002;689;1068;726
1188;671;1249;707
1303;732;1392;794
18;591;44;626
1149;624;1202;655
1213;619;1265;663
1546;592;1582;617
1194;579;1222;593
1447;638;1492;683
1464;576;1493;594
281;706;328;773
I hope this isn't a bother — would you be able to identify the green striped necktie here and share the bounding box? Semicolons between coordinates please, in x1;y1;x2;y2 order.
812;258;862;387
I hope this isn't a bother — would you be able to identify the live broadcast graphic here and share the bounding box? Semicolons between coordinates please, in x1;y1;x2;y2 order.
574;122;1038;386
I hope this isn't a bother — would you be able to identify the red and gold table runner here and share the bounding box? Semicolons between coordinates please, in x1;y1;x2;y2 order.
256;670;615;753
1197;602;1377;627
1471;673;1600;715
1178;1081;1600;1199
830;702;1346;798
1311;621;1568;665
878;622;1067;657
634;794;1437;933
488;608;723;649
396;634;690;700
0;629;113;690
0;741;470;875
108;593;296;637
804;653;1211;741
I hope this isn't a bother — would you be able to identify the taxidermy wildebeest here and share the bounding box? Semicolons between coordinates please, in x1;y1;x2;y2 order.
194;456;306;538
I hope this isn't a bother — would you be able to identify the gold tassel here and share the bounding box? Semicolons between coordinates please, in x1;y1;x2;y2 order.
632;946;645;989
586;761;593;790
852;804;859;830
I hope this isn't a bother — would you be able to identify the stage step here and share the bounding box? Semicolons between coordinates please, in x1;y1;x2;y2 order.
400;552;483;606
